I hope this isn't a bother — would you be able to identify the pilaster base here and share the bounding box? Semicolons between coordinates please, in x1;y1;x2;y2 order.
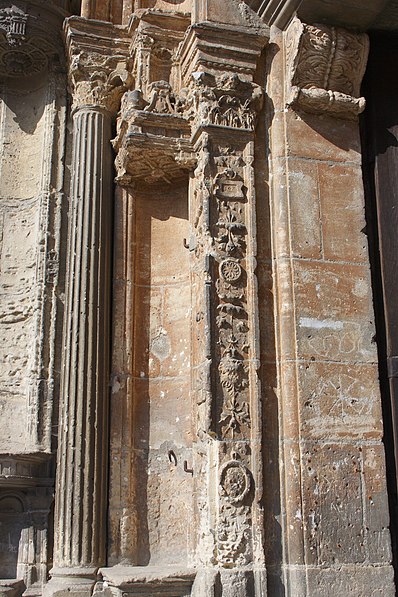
191;568;267;597
43;568;98;597
99;566;196;597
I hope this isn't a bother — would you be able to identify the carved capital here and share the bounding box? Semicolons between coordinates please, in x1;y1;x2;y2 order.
69;54;132;113
183;71;263;133
285;17;369;119
64;17;131;114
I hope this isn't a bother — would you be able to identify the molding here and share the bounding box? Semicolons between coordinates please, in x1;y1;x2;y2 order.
256;0;302;29
285;17;369;119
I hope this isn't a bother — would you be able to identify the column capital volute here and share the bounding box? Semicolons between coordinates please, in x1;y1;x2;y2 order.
64;16;132;115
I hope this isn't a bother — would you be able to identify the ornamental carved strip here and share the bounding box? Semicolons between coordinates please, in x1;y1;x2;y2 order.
189;91;263;567
285;17;369;119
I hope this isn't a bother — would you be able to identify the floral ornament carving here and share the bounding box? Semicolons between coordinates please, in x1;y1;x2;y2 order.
206;169;251;441
220;259;242;281
69;52;132;113
183;71;263;131
217;504;251;565
285;17;369;119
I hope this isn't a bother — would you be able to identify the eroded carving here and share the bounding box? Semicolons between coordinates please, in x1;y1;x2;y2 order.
69;52;131;112
285;17;369;119
65;19;131;113
0;7;58;77
0;6;27;46
184;72;263;131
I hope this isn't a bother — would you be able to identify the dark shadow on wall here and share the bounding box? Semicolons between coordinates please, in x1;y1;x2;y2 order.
360;30;398;597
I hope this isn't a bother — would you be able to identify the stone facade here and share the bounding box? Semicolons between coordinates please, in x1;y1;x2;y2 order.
0;0;396;596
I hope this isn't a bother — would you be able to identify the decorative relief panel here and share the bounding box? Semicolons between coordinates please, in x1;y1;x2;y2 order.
285;17;369;119
190;139;260;572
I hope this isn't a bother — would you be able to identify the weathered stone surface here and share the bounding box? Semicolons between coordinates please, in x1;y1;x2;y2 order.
0;2;396;597
266;23;395;596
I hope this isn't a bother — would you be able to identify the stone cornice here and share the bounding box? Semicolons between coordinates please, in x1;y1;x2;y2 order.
179;21;268;84
64;16;132;113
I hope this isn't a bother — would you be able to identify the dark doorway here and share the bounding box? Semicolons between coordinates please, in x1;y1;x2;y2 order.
361;31;398;589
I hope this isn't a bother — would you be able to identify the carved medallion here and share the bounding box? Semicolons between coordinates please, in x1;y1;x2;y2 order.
219;259;242;283
0;46;47;77
220;459;251;504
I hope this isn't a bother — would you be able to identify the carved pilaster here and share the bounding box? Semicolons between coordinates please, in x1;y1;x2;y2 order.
190;133;265;597
285;17;369;119
180;64;266;595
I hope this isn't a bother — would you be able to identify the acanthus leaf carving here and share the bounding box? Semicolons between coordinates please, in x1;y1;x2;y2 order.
65;18;131;113
285;17;369;119
69;51;132;113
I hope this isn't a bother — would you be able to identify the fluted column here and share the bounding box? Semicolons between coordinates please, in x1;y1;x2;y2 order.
45;105;112;596
59;106;112;563
44;19;131;597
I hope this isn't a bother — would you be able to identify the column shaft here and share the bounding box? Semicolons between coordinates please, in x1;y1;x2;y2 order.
54;107;112;570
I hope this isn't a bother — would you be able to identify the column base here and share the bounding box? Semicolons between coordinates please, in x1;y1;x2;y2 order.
43;568;98;597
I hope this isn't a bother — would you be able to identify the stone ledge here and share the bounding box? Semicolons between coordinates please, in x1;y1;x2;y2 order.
99;567;196;597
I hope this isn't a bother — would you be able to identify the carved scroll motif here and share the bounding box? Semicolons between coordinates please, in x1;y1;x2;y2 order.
285;17;369;119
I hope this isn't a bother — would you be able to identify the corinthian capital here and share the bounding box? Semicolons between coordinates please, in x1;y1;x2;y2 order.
285;17;369;119
64;17;132;114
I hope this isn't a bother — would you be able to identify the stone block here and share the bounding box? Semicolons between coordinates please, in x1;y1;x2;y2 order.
288;158;322;259
297;361;383;440
284;110;362;163
318;162;368;263
301;442;391;567
293;260;377;363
